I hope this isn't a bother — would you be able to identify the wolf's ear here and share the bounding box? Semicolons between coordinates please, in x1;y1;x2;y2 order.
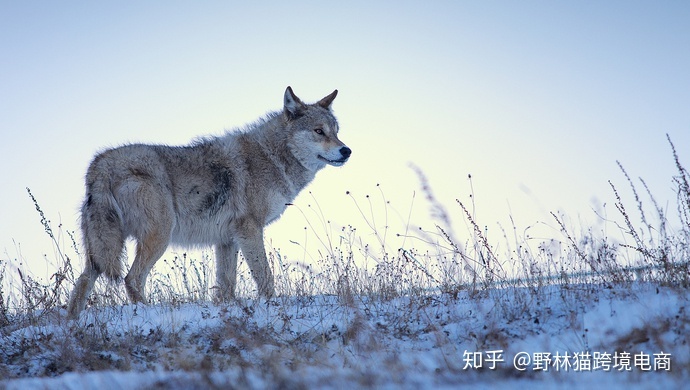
284;86;306;119
317;89;338;109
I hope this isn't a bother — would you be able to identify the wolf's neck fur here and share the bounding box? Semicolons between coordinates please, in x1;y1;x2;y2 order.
245;112;318;196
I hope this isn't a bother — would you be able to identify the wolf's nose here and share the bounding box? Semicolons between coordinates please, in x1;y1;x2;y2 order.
340;146;352;159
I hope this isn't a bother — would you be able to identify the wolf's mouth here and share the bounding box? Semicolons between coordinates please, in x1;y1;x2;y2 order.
318;155;348;166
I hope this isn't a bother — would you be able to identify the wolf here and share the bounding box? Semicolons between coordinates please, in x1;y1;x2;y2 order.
67;87;351;318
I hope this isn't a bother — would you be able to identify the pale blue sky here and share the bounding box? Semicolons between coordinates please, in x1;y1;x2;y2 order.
2;2;689;279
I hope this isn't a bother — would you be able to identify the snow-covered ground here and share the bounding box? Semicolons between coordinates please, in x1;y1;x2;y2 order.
2;282;688;389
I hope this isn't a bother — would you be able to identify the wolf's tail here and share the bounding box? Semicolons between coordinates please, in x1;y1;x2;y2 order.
68;166;127;318
81;172;126;281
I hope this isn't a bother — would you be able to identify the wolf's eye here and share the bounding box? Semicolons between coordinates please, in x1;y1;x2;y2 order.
313;128;324;135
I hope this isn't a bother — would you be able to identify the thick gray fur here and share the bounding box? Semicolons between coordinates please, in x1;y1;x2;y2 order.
68;87;350;318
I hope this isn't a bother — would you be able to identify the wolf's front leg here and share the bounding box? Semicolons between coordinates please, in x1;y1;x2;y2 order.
215;241;239;301
236;226;274;298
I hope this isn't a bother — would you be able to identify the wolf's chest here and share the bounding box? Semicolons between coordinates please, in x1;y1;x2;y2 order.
264;191;292;225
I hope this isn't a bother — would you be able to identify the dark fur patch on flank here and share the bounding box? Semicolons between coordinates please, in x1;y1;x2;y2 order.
200;163;233;215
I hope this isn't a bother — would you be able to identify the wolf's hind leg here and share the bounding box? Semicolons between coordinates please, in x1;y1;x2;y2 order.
67;263;101;319
125;229;171;304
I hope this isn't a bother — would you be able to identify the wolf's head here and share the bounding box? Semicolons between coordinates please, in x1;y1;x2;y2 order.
283;86;351;171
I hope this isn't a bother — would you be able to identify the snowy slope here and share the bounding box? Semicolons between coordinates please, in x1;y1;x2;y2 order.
2;284;688;389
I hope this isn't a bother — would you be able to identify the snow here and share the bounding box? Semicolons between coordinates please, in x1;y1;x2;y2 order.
2;284;688;389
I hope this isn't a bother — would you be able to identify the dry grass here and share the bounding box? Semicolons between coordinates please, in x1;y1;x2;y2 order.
1;135;689;385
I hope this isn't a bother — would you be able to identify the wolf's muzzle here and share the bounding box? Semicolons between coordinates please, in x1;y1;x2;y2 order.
318;146;352;166
339;146;352;160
